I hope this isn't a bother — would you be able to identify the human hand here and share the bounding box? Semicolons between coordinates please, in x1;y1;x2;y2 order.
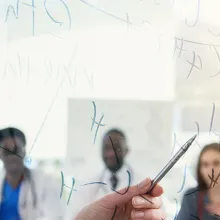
74;178;165;220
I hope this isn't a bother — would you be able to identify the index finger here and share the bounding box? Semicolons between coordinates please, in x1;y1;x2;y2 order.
149;183;164;197
137;179;164;197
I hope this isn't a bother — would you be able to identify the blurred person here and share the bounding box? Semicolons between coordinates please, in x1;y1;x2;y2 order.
75;177;166;220
177;143;220;219
0;127;63;220
65;128;143;219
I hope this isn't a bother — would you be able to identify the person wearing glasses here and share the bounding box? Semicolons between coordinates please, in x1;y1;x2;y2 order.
0;127;63;220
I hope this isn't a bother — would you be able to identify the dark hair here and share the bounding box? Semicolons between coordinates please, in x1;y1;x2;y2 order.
104;128;126;141
196;142;220;190
0;127;26;146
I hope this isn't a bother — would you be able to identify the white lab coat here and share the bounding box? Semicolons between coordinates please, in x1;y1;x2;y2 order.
64;164;176;220
0;168;64;220
64;164;143;220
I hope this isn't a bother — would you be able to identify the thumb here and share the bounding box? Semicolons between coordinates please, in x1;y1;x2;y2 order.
98;178;154;209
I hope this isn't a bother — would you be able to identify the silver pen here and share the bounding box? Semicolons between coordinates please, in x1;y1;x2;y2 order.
146;134;197;194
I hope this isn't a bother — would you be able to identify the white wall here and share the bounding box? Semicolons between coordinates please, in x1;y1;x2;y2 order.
1;0;220;219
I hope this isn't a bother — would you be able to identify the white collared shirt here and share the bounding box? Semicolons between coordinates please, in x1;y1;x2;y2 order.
64;164;177;220
65;164;142;220
95;164;135;199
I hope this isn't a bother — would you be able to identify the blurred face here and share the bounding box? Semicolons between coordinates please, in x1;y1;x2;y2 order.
200;149;220;188
0;136;25;174
102;132;128;173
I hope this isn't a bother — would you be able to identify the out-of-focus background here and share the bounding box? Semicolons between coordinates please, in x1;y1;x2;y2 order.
1;0;220;219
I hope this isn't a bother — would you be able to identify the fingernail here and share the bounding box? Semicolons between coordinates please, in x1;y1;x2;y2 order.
138;178;151;188
134;197;146;205
133;211;144;218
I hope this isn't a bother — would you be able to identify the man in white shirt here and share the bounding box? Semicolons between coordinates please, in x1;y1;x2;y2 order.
66;128;143;219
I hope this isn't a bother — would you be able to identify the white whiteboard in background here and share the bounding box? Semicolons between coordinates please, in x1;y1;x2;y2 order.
66;99;173;181
2;0;220;219
1;0;176;160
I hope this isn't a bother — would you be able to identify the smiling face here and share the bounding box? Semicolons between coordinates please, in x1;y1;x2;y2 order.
0;136;25;174
102;132;128;173
199;149;220;188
